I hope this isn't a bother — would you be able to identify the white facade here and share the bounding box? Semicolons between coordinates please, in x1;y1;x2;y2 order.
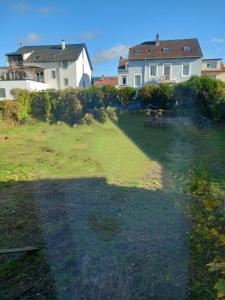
118;57;202;88
0;80;46;100
0;43;93;100
26;48;92;90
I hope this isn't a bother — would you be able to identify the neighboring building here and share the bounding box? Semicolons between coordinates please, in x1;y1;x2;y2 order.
94;76;118;87
118;34;203;88
202;58;225;82
0;40;93;100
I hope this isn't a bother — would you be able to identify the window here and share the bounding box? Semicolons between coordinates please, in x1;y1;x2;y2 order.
63;61;68;69
150;65;157;77
64;78;69;86
207;62;217;69
182;63;190;76
0;88;6;98
134;75;142;87
164;64;172;80
183;46;192;51
51;70;56;79
121;76;127;85
162;47;171;52
135;48;143;53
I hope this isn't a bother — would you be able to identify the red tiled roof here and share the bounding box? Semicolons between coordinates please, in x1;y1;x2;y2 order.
129;38;203;60
94;76;118;86
118;57;128;70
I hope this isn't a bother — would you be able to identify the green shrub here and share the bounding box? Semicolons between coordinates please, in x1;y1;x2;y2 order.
85;86;105;109
0;100;18;121
138;85;157;105
102;85;118;106
92;108;108;123
187;76;225;121
154;83;175;109
30;91;51;121
106;106;118;123
11;89;31;122
84;113;94;125
53;94;83;125
117;87;136;105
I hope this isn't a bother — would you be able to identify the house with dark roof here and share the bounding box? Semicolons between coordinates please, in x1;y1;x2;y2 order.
202;58;225;82
118;34;203;88
0;40;93;100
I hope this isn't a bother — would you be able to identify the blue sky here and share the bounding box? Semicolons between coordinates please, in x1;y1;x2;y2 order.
0;0;225;76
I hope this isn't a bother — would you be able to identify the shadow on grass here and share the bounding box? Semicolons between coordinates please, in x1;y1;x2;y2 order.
0;176;189;300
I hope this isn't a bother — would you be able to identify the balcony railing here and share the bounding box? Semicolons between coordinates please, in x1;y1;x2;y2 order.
0;66;45;83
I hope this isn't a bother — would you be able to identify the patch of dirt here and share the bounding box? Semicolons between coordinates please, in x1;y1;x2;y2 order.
0;136;9;141
142;166;161;180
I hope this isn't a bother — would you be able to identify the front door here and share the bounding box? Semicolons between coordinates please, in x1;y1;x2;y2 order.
164;64;171;81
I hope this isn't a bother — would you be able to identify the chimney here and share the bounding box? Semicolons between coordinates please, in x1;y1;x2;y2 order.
20;42;23;48
155;33;160;46
61;39;66;50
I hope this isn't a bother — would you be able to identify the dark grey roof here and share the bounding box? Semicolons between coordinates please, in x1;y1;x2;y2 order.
6;43;93;69
202;58;222;61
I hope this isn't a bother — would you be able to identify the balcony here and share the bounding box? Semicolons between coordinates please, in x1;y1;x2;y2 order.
0;66;45;83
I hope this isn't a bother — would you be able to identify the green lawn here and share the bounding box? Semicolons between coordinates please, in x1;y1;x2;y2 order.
0;114;225;299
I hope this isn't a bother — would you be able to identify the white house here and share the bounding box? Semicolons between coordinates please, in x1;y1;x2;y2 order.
202;58;225;82
0;41;93;100
118;34;203;88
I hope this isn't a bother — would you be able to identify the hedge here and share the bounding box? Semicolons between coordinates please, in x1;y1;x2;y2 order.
1;77;225;124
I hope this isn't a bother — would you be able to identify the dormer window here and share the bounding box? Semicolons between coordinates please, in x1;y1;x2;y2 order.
183;46;192;51
162;47;171;52
135;48;143;53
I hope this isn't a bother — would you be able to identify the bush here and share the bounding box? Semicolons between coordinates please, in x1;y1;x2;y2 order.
84;113;94;125
154;83;175;109
102;85;118;107
92;108;108;123
30;91;51;121
106;106;118;123
138;85;157;105
117;87;136;105
187;76;225;121
0;100;18;121
11;89;31;122
53;92;83;125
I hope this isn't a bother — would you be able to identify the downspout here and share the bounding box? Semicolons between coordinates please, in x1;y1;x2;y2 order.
144;58;146;85
57;62;61;89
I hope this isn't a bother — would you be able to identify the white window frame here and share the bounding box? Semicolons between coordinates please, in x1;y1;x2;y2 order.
163;63;172;79
149;64;158;77
64;78;69;86
134;74;142;87
182;63;191;77
121;76;127;86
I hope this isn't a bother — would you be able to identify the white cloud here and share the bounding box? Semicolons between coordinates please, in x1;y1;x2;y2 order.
211;37;225;44
79;29;100;41
93;44;129;64
38;6;59;14
10;2;60;15
11;2;31;13
21;32;45;43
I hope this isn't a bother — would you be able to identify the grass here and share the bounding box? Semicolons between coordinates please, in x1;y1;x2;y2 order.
0;113;225;299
